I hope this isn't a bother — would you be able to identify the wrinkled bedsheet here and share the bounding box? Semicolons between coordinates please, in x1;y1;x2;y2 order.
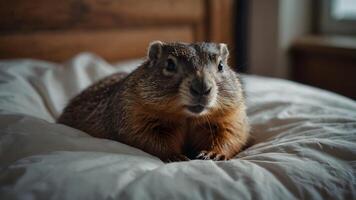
0;53;355;200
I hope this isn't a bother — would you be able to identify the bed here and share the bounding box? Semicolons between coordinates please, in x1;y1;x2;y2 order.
0;53;355;200
1;0;356;199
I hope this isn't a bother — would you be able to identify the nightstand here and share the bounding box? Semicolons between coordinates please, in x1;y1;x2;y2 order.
291;35;356;99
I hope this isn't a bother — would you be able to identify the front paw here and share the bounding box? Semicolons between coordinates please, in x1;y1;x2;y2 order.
196;151;227;161
163;154;190;163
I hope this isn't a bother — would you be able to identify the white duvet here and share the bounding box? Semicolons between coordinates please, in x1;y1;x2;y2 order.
0;53;355;200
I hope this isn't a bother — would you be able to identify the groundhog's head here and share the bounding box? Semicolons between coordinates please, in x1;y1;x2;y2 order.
139;41;242;118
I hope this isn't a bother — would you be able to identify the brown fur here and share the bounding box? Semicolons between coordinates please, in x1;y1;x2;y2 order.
58;41;250;162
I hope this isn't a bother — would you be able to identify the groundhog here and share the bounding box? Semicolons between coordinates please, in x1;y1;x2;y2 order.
58;41;250;162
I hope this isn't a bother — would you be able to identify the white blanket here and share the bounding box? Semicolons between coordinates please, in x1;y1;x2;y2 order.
0;53;355;200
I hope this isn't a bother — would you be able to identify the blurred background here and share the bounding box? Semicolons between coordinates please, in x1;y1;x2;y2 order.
242;0;356;99
0;0;355;99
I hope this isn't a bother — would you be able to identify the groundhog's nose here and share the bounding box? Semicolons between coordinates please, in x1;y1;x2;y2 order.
190;78;212;97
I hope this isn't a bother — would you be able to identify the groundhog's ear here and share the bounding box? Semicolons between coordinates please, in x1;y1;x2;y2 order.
219;43;229;63
148;41;164;60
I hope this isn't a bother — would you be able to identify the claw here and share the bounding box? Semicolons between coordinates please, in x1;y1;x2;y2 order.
196;151;227;161
197;151;207;159
213;154;226;161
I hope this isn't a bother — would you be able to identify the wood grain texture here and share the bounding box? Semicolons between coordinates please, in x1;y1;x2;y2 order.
0;0;204;32
208;0;235;65
0;27;194;62
0;0;235;63
208;0;234;43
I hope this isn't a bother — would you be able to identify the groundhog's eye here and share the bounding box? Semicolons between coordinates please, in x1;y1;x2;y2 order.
218;61;224;72
209;54;217;61
165;58;177;72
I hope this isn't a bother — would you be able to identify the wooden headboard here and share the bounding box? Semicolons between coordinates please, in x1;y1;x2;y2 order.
0;0;234;62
